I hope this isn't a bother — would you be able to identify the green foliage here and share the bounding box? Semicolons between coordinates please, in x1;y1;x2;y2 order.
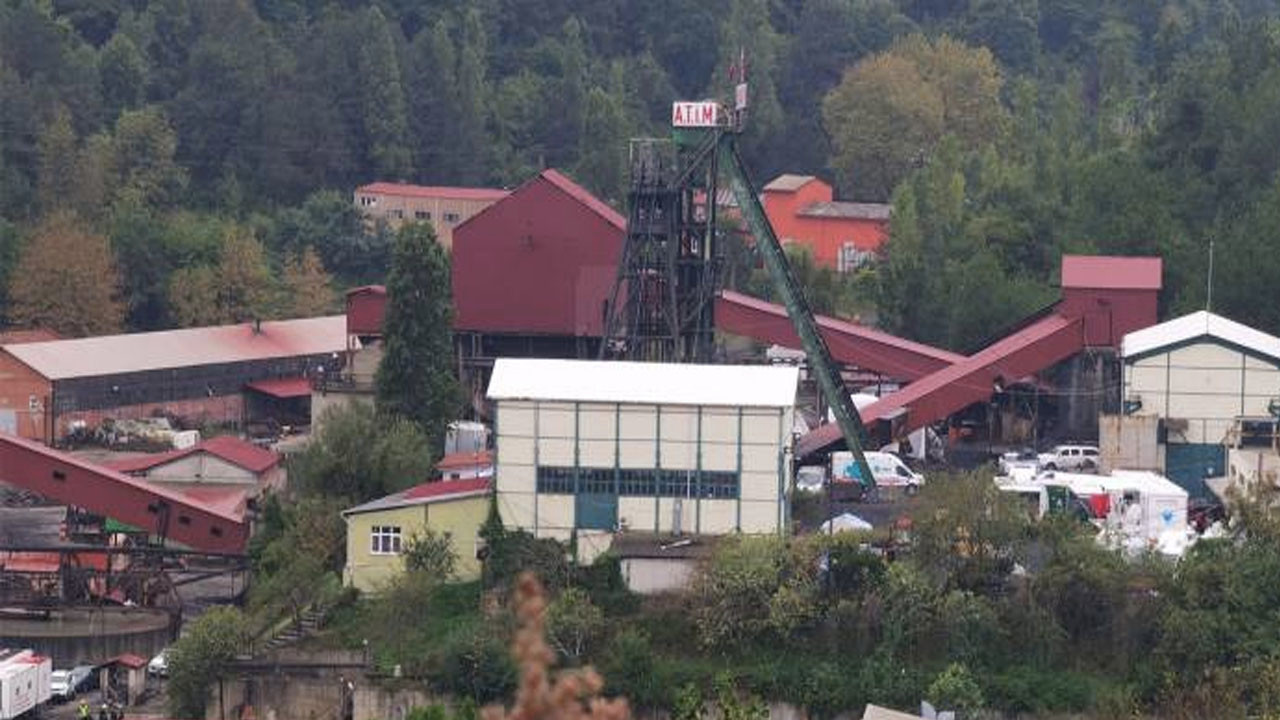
375;221;460;452
908;470;1031;592
292;402;433;503
926;662;986;714
403;530;459;580
546;587;605;662
691;536;822;652
601;629;663;709
167;606;249;718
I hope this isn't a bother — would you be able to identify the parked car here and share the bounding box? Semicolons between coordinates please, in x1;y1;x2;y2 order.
1038;444;1100;472
49;670;73;702
147;650;169;678
795;465;827;493
998;449;1040;476
69;665;95;694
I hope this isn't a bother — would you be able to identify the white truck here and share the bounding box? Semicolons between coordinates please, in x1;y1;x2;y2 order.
0;649;52;719
830;451;924;494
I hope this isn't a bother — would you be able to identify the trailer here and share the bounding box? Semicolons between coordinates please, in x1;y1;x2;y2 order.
0;649;52;719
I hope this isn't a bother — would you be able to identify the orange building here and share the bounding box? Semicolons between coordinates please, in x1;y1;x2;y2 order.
761;175;890;272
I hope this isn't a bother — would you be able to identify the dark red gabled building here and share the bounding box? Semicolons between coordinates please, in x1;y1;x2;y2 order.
451;169;626;401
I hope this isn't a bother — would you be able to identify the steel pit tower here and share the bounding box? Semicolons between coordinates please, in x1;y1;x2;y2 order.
599;77;880;491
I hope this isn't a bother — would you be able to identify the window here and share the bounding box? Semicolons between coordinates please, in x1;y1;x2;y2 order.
392;209;404;219
370;526;402;555
358;195;377;207
536;466;739;499
415;210;431;220
444;212;461;223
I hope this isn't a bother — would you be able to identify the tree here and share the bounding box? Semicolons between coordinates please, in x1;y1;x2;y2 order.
270;189;390;284
8;213;124;337
375;221;460;452
167;606;249;719
169;227;273;327
292;402;433;503
823;34;1007;200
547;587;605;662
357;6;412;179
35;104;78;216
403;529;459;580
926;663;985;715
823;53;943;200
110;106;189;209
280;247;334;318
99;33;147;123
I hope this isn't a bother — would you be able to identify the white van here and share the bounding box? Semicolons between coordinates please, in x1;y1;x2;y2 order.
830;451;924;493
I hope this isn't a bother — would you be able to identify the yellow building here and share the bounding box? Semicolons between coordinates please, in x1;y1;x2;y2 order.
353;182;509;250
487;358;799;560
341;478;491;593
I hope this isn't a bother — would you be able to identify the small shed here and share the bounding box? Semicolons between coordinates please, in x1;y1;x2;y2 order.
608;533;718;595
99;653;147;706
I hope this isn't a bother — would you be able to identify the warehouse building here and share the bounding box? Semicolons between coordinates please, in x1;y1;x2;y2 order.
452;170;626;404
488;358;799;557
0;316;347;444
1120;310;1280;495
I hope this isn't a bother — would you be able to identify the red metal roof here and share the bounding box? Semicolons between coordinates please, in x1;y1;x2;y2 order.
106;435;281;475
0;329;59;344
538;169;627;231
343;478;491;515
0;551;60;573
108;654;148;670
404;477;491;499
763;174;822;193
244;377;312;398
180;487;250;517
435;450;493;471
0;434;249;552
716;291;964;381
355;182;510;202
3;315;347;381
796;314;1085;458
1060;255;1162;290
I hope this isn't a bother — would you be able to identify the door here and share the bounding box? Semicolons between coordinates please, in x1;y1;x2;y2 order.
0;409;15;436
575;492;618;530
574;470;618;531
1165;443;1225;499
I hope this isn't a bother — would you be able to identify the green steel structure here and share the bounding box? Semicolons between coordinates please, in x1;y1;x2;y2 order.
601;110;876;491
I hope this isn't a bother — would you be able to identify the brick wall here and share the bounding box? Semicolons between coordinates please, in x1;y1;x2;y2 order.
57;394;245;438
0;351;52;441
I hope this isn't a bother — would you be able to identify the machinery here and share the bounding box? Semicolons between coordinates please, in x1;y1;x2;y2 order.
0;649;51;719
600;76;877;491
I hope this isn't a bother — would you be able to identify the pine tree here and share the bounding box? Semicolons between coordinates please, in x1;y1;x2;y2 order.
9;212;125;337
280;246;335;318
35;104;79;216
375;222;459;458
216;228;273;324
408;19;458;182
452;9;491;184
358;6;412;179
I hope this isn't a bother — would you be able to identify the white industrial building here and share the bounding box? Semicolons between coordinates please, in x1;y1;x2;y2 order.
487;358;799;556
1121;310;1280;495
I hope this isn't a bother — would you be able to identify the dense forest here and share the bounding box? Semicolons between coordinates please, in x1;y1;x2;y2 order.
4;0;1280;346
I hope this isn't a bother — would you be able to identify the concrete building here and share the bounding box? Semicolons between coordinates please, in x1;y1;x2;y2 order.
106;435;285;495
487;358;799;558
0;316;347;444
341;478;491;593
353;183;509;249
761;174;890;272
1121;310;1280;495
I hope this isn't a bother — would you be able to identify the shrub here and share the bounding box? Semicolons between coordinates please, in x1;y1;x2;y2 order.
403;529;458;579
547;587;605;662
926;663;985;715
602;629;664;710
